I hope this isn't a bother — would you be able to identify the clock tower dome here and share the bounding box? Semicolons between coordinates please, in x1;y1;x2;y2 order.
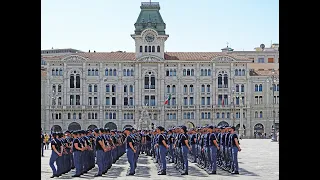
131;2;169;59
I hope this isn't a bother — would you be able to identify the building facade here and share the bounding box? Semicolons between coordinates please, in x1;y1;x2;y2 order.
41;2;279;138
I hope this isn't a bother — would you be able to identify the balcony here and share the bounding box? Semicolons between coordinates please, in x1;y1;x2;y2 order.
165;105;178;109
123;105;135;109
70;88;81;92
87;105;99;109
104;105;117;109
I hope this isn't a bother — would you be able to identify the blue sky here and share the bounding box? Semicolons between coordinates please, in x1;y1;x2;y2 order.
41;0;278;52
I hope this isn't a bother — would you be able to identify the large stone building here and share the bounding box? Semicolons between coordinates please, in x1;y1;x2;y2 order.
41;2;279;138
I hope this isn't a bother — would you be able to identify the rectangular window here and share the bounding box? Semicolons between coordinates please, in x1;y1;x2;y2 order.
112;97;116;105
144;96;149;106
258;58;265;63
106;97;110;105
201;97;205;105
268;58;274;63
150;96;155;106
207;97;210;105
189;97;194;105
94;97;98;105
76;95;80;105
184;97;188;105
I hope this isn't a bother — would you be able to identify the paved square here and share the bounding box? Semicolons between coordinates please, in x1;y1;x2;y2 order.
41;139;279;180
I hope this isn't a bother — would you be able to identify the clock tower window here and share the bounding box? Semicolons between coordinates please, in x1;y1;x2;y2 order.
140;46;143;52
157;46;160;52
152;46;155;52
145;46;147;52
148;46;151;52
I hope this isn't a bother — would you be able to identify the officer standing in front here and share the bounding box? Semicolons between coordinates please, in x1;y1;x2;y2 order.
72;131;84;177
124;127;136;176
49;132;63;178
229;126;241;174
93;128;106;177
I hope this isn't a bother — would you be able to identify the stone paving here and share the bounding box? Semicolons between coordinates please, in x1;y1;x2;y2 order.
41;139;279;180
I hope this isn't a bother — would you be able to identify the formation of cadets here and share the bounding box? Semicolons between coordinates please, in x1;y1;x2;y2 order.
47;125;241;178
144;125;241;175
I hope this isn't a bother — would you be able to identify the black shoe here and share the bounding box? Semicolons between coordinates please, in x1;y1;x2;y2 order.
210;171;216;174
94;174;102;177
181;172;188;175
158;171;166;175
231;171;239;174
50;174;57;178
72;174;80;177
127;173;134;176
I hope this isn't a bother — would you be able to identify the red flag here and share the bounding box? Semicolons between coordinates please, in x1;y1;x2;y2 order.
221;98;224;106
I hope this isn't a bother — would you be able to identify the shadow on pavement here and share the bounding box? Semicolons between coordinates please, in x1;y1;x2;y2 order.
105;166;126;178
134;166;151;178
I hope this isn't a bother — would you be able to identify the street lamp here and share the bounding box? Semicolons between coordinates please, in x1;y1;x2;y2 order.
267;70;278;142
49;89;56;133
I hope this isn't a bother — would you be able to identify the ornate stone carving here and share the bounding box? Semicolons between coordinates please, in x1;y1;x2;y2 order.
212;56;236;62
62;55;87;64
137;56;163;62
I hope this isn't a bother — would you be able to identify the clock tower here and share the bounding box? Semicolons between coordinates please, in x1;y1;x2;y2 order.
131;2;169;59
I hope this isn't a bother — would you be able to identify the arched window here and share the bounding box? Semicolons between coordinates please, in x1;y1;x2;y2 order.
157;46;160;52
57;84;61;92
183;85;188;93
235;69;238;76
58;97;61;105
208;69;211;76
105;69;108;76
145;46;148;52
109;113;112;119
173;69;176;76
73;113;76;119
76;74;80;88
148;46;151;52
255;111;258;118
88;84;92;92
105;112;108;119
201;69;204;76
204;69;207;76
167;85;170;93
216;112;220;119
106;84;110;92
112;85;116;92
242;69;245;76
224;74;228;88
124;113;127;119
152;46;155;52
131;69;134;76
109;69;113;76
218;74;222;88
259;84;263;91
94;85;97;92
70;75;74;88
88;113;91;119
183;69;186;76
191;69;194;76
95;69;98;76
124;85;127;92
222;112;225;118
208;112;211;119
127;69;130;76
79;113;82;119
91;113;94;119
183;113;187;119
55;69;59;76
241;84;245;92
191;112;194;119
187;112;191;119
129;85;134;92
187;69;190;76
123;69;127;76
201;84;205;92
259;111;263;118
95;113;98;119
139;46;142;52
113;113;116;119
201;112;204;119
189;85;194;93
52;69;55;76
59;69;63;76
236;84;239;92
113;69;117;76
172;85;176;93
169;69;173;76
227;112;230;118
255;84;258;91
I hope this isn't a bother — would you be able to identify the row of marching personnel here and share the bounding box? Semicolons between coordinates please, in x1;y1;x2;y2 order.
140;125;241;175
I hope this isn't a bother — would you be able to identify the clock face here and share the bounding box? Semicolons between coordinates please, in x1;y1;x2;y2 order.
145;33;155;43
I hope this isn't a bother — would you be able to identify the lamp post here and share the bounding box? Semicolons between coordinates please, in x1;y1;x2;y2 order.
267;70;278;142
238;96;244;138
50;89;56;133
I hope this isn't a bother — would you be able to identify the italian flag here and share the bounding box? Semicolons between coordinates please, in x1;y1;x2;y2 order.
164;94;171;105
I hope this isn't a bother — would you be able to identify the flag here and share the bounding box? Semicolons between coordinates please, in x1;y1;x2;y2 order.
221;98;224;106
164;94;171;105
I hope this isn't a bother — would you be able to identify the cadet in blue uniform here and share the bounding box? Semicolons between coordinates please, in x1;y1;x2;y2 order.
41;129;45;157
229;126;241;174
124;127;136;176
180;126;191;175
49;132;63;178
72;131;83;177
156;126;169;175
93;128;105;177
190;128;197;163
167;129;174;163
208;125;219;174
